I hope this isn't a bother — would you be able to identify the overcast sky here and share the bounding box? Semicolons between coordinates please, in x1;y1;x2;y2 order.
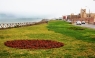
0;0;95;18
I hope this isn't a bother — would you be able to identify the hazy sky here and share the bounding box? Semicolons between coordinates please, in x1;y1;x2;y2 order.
0;0;95;18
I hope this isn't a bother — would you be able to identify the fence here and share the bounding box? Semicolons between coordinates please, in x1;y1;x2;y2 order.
0;21;48;29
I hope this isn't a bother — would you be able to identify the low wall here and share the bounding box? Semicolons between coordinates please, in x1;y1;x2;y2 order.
0;21;48;29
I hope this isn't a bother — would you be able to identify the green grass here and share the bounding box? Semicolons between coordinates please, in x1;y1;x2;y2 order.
48;20;95;43
0;21;95;58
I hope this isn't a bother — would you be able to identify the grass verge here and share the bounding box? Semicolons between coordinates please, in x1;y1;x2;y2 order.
47;20;95;43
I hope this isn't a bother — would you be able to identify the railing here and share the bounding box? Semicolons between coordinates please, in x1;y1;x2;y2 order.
0;21;48;29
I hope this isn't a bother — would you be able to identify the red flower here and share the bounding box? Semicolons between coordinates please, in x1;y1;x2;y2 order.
4;40;64;49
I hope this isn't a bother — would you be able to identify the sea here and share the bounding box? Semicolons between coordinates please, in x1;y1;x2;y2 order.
0;18;42;23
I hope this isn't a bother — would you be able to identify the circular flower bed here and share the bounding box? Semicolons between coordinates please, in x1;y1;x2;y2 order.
4;40;64;49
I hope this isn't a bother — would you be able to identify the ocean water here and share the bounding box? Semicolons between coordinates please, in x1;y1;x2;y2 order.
0;18;42;23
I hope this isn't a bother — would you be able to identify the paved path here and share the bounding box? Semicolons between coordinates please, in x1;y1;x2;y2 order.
73;23;95;29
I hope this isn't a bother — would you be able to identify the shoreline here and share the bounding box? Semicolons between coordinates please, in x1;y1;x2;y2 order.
0;18;42;23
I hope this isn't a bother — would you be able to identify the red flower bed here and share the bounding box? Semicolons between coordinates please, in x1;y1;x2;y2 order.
4;40;64;49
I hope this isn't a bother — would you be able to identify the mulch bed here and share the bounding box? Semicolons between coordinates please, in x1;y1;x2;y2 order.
4;40;64;49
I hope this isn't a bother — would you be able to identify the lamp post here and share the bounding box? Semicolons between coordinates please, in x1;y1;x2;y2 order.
89;9;90;17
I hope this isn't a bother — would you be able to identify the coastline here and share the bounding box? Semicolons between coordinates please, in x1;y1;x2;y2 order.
0;18;42;23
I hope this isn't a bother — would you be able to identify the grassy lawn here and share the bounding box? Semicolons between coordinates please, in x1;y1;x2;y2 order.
0;20;95;58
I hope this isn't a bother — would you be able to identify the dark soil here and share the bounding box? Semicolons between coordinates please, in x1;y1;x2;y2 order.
4;40;64;49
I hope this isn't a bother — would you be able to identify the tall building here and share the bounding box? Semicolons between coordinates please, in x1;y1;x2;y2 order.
80;9;87;18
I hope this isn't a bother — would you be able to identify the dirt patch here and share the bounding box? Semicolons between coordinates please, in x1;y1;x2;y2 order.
4;40;64;49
